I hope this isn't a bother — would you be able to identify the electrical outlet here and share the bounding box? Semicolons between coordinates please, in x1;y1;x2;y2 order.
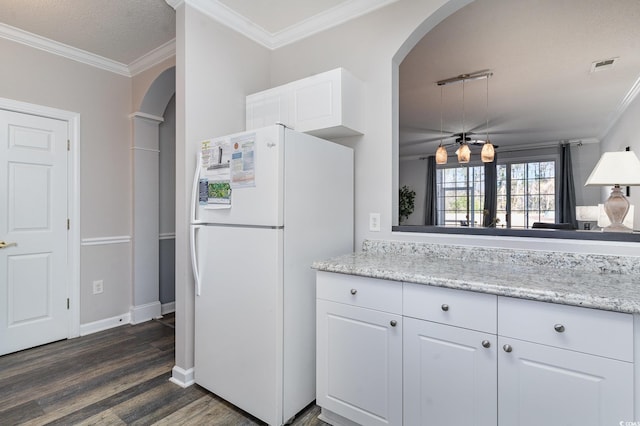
369;213;381;232
92;280;104;295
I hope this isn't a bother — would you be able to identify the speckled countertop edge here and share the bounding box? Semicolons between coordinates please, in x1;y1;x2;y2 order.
312;246;640;314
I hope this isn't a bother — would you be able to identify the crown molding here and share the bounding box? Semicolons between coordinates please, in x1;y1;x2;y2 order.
183;0;398;50
601;73;640;140
0;22;131;76
0;22;176;77
128;38;176;76
166;0;184;9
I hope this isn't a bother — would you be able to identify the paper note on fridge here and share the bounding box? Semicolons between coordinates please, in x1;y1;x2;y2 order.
200;139;232;207
230;134;256;188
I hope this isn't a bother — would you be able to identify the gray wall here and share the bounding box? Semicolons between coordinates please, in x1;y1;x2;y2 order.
0;37;132;324
159;94;176;305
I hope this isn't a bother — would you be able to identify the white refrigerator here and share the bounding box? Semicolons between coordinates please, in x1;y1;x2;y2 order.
190;124;353;425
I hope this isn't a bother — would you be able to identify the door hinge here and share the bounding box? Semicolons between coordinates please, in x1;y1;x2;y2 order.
67;140;70;151
67;218;70;230
67;298;70;309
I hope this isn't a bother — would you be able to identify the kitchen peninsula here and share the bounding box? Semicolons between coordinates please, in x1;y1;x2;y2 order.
313;240;640;426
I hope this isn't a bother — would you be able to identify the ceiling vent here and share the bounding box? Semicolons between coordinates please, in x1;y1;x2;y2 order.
590;57;618;73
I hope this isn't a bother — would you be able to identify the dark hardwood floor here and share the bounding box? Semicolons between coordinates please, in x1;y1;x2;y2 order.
0;314;325;425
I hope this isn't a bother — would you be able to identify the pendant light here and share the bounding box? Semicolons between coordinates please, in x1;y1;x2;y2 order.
457;79;470;163
435;85;448;164
481;74;495;163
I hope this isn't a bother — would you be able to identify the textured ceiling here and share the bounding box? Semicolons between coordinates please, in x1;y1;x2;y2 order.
0;0;176;64
399;0;640;158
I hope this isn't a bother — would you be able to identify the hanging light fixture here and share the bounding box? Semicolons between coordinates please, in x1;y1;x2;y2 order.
434;70;494;164
435;85;448;164
457;79;470;163
481;74;495;163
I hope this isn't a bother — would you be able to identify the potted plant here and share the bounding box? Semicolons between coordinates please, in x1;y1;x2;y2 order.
399;185;416;224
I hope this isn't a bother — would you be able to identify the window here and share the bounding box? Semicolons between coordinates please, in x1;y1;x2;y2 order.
436;165;485;227
497;160;556;228
436;159;556;229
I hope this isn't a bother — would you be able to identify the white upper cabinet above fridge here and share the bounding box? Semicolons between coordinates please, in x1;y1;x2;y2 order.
246;68;365;138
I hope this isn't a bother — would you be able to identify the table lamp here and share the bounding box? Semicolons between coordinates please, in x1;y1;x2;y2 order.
585;151;640;232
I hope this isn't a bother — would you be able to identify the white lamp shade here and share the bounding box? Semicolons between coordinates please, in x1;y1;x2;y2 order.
435;145;448;164
585;151;640;186
457;143;471;163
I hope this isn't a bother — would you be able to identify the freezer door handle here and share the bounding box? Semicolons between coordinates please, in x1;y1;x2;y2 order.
190;154;202;224
190;224;203;296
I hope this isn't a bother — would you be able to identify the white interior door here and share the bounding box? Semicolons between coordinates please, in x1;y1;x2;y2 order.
0;109;69;355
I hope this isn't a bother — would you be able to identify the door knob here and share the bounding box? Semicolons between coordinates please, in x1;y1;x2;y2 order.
350;289;357;295
481;340;491;348
390;320;397;327
441;304;449;312
503;344;513;353
554;324;565;333
0;241;17;249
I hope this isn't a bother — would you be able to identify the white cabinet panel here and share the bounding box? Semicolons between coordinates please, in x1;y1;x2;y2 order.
317;299;402;426
246;68;364;138
498;337;633;426
403;318;497;426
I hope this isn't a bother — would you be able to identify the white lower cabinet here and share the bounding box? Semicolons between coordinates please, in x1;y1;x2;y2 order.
403;318;497;426
316;272;635;426
316;272;403;426
498;337;633;426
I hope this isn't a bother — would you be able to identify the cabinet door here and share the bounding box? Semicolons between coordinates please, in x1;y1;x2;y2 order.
498;337;633;426
317;300;402;426
403;318;497;426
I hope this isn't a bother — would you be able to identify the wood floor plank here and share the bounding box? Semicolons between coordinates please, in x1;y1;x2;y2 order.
151;395;261;426
73;408;127;426
0;314;327;426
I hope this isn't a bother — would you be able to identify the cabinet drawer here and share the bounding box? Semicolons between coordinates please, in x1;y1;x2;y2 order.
316;271;402;314
498;297;633;362
403;283;497;333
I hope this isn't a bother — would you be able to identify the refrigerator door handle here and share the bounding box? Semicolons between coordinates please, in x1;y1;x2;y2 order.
190;224;203;296
191;154;202;224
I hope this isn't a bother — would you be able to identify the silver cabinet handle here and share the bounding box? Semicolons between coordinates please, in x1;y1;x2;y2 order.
441;304;449;312
350;289;357;295
503;344;513;353
390;320;397;327
482;340;491;348
554;324;565;333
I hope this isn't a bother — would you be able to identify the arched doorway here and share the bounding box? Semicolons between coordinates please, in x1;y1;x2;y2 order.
130;66;176;323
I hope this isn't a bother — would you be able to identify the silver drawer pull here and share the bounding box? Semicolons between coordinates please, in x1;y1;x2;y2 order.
390;320;397;327
503;344;513;353
350;289;357;295
554;324;565;333
481;340;491;348
441;304;449;312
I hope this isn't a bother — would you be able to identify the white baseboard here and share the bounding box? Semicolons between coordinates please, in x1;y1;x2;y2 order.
130;301;162;324
170;365;195;388
161;302;175;315
80;313;131;336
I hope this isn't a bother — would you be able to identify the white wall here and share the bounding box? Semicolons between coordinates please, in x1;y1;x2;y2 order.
0;37;133;324
173;1;271;378
267;0;640;256
601;85;640;227
172;0;640;383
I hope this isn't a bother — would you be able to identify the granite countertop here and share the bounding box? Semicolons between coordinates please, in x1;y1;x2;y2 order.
312;248;640;314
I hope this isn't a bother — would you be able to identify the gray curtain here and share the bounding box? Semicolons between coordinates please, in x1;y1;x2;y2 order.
483;153;498;227
424;155;438;225
559;144;578;228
